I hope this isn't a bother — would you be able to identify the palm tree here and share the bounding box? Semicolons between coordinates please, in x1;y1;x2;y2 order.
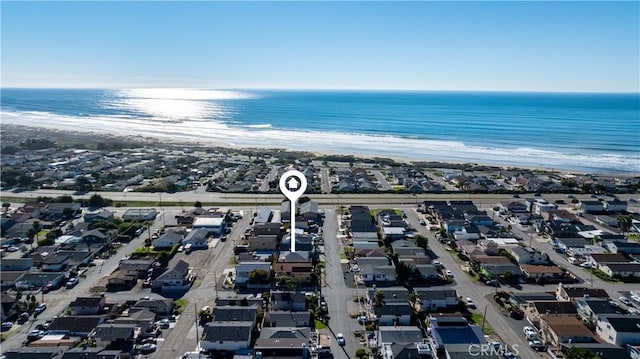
373;290;385;307
617;214;633;235
408;292;422;311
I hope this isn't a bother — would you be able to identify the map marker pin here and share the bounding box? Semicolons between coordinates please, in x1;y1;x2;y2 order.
279;170;308;252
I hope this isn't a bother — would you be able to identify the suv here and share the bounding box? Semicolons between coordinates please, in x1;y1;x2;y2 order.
66;277;79;289
336;333;345;346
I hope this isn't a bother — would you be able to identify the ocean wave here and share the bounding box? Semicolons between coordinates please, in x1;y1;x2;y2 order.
1;109;638;173
244;124;272;128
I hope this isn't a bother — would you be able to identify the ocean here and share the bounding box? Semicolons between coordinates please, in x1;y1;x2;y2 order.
1;88;639;173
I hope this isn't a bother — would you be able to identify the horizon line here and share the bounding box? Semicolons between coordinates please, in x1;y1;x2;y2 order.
1;86;639;95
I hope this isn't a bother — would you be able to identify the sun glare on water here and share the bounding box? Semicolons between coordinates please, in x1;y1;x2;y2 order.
110;88;253;121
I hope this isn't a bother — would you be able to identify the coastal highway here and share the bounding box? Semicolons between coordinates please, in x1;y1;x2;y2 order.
4;189;637;207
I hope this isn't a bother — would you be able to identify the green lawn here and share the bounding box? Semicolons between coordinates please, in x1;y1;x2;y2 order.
471;313;494;335
314;319;327;329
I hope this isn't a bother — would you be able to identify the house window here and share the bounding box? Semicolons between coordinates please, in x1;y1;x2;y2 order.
607;324;611;329
609;335;613;340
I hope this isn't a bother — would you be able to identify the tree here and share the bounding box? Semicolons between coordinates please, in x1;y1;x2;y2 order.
408;292;422;310
75;176;93;192
88;194;112;208
395;261;413;284
415;234;428;250
373;290;385;307
194;201;202;208
617;214;633;234
249;269;269;284
2;202;10;213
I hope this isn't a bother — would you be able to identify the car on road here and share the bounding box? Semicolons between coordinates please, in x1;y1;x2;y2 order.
135;228;144;236
485;279;500;287
465;298;476;309
6;246;20;252
619;296;633;306
445;270;454;278
580;262;595;268
1;322;13;332
631;294;640;304
419;219;426;226
66;277;79;289
27;329;46;341
512;194;520;198
42;282;55;293
609;300;620;308
529;340;545;351
139;343;157;354
336;333;345;346
627;308;640;315
503;351;518;359
522;326;535;334
34;303;47;315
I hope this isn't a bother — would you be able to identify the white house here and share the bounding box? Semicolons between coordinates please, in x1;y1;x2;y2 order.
192;216;227;236
414;289;458;312
596;314;640;346
374;302;412;326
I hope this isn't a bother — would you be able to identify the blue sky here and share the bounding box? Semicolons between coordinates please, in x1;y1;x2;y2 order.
1;1;639;92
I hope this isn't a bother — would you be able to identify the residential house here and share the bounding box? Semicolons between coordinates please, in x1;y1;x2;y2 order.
112;308;156;332
247;234;279;252
131;298;174;316
604;241;640;255
152;231;183;250
41;254;69;272
254;327;311;359
264;311;311;328
596;315;640;346
69;295;107;316
61;348;122;359
200;321;253;353
83;209;114;223
107;270;138;291
235;262;271;286
367;287;411;305
560;343;631;359
377;326;431;359
543;316;595;347
182;228;209;249
527;301;577;324
151;260;192;293
275;251;314;284
520;264;564;281
15;272;65;290
3;347;64;359
580;201;605;214
192;216;227;236
270;291;306;312
47;315;105;336
44;202;81;218
414;289;459;313
509;293;557;309
1;293;19;322
1;258;33;271
556;238;589;253
429;316;485;351
92;323;138;349
374;302;412;326
575;299;618;327
510;247;549;265
118;259;154;278
212;306;258;324
603;200;627;212
412;265;441;282
556;284;610;302
587;253;629;269
361;265;397;283
600;263;640;278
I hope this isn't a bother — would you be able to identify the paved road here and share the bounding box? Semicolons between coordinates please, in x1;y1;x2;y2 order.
259;165;279;192
321;168;332;194
370;170;392;191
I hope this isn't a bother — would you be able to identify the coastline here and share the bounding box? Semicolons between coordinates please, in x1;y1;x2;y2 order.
1;123;631;177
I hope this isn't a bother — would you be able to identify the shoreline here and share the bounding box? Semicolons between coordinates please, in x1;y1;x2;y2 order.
1;124;634;177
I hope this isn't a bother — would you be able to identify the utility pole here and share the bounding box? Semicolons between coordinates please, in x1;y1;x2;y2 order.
194;303;200;352
213;271;219;299
481;305;488;333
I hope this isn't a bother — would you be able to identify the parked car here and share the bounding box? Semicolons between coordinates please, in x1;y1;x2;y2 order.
27;329;46;341
619;296;633;306
465;298;476;309
66;277;79;289
529;340;545;351
135;228;144;236
445;270;454;278
34;303;47;315
336;333;345;346
139;343;157;354
567;257;578;265
486;279;500;287
1;322;13;332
